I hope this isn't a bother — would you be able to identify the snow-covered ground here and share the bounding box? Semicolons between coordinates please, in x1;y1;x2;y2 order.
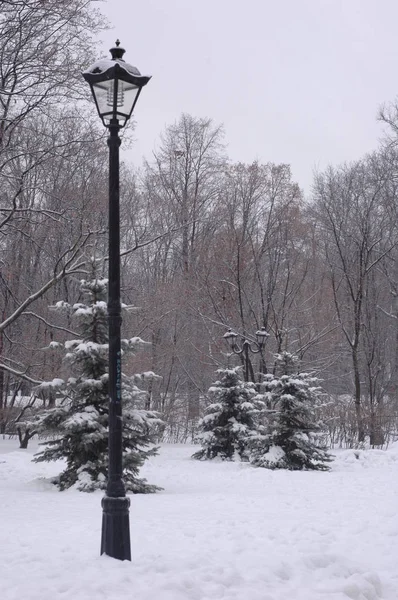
1;439;397;600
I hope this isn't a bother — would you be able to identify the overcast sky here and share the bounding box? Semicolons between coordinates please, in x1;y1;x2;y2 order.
97;0;398;195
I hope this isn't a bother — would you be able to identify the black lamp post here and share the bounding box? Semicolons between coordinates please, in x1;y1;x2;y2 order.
83;41;151;561
223;327;269;382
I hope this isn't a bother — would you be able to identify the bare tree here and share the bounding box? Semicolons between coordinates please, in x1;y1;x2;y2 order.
0;0;108;402
313;152;398;441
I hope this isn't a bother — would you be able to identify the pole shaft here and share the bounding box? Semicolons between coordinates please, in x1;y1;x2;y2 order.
101;119;131;561
244;344;249;382
107;120;124;498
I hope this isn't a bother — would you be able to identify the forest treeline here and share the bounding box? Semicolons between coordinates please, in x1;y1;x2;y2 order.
1;0;398;447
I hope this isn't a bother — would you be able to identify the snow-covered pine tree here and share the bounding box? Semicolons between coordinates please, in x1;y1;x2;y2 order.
248;372;277;466
192;367;260;461
32;278;161;492
253;352;332;471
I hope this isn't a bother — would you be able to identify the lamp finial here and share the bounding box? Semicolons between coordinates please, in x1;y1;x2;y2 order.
110;40;125;61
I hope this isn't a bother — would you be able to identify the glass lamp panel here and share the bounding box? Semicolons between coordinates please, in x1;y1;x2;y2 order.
92;79;140;125
224;330;238;349
92;80;114;119
256;328;269;347
114;82;140;120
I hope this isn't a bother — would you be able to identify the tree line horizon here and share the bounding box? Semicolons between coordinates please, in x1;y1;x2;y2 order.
2;0;398;448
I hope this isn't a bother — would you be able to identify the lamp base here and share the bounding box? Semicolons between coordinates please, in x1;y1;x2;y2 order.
100;495;131;561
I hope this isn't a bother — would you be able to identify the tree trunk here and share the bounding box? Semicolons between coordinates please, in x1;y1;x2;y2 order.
352;349;365;442
369;412;384;447
17;426;36;449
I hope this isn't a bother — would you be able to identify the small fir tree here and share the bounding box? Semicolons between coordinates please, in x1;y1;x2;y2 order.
31;278;161;492
254;352;332;471
193;367;260;461
248;373;277;466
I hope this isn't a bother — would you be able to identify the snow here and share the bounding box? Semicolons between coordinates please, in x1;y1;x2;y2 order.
134;371;162;382
260;444;286;464
48;341;62;349
65;341;108;356
38;377;64;389
1;440;398;599
73;301;107;316
83;58;142;77
65;339;83;349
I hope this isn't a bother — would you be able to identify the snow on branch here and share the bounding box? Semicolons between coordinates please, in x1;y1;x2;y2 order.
0;363;42;385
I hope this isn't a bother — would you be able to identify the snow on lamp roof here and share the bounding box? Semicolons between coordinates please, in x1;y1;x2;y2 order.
82;58;142;78
82;40;147;79
223;329;238;339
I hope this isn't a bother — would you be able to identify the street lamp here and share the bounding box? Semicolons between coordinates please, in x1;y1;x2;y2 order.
223;327;269;382
83;41;151;561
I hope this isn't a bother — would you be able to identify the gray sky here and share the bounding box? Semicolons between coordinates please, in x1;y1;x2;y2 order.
97;0;398;195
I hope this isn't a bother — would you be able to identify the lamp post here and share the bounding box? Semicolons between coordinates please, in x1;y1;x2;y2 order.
223;327;269;382
83;41;151;561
